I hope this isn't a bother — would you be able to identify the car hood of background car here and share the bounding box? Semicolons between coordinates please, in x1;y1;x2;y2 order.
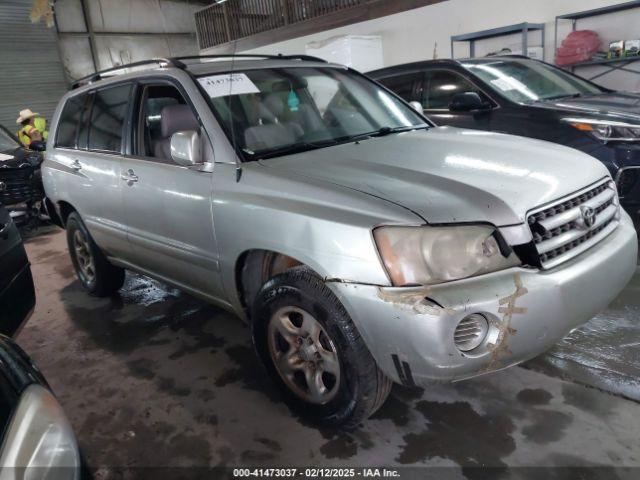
0;146;41;169
535;91;640;123
260;127;609;227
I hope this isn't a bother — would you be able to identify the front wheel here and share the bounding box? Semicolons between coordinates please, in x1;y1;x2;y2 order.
252;267;392;426
66;212;125;296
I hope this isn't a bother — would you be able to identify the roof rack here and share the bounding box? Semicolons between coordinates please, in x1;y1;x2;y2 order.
70;54;327;89
70;58;184;89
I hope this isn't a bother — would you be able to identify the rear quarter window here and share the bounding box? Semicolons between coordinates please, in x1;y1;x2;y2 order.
55;94;87;149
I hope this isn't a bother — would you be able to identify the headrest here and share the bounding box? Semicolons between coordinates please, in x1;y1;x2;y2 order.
160;104;199;138
272;78;308;92
263;93;285;118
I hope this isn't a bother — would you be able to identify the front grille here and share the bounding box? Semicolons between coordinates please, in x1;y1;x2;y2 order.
0;167;43;206
527;179;620;269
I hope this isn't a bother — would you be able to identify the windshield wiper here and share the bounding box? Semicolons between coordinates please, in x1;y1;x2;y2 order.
540;93;583;101
246;138;339;160
338;124;430;143
246;124;430;161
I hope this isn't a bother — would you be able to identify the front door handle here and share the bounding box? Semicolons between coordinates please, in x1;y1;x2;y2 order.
70;159;82;171
121;169;139;184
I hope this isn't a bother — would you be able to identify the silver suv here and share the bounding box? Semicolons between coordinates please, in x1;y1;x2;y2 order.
42;55;637;426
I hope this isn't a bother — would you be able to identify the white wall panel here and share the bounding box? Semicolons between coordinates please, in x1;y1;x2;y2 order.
236;0;640;91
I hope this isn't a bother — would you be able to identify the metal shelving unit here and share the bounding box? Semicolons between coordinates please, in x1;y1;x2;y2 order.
555;1;640;80
451;22;545;59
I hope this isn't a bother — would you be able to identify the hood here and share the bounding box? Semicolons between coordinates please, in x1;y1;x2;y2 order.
533;91;640;123
0;146;41;170
260;127;610;226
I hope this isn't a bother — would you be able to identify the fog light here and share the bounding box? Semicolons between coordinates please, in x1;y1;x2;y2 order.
454;314;489;352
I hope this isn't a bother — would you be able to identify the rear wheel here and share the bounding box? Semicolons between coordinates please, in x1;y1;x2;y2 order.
66;212;125;296
252;266;392;426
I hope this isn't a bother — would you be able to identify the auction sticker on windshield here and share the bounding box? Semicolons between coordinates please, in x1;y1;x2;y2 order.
198;73;260;98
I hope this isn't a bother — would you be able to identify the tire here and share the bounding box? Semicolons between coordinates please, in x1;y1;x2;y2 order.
66;212;125;296
252;266;392;427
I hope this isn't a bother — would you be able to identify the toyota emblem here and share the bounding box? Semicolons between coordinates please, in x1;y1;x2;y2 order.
581;206;596;229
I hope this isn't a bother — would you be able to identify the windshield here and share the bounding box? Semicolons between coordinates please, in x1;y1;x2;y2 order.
198;66;427;159
461;58;604;104
0;127;18;151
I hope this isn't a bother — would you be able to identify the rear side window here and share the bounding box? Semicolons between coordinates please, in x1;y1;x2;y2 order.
55;94;87;148
88;84;132;153
377;72;424;104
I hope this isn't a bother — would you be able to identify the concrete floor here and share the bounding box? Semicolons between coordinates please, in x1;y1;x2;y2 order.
16;228;640;474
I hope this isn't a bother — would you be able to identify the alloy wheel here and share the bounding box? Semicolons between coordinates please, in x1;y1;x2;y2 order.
267;306;341;404
73;229;96;285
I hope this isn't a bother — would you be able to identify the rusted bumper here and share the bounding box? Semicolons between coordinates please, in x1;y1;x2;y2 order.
328;211;637;386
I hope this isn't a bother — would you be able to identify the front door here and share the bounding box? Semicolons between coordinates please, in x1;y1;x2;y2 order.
120;81;223;299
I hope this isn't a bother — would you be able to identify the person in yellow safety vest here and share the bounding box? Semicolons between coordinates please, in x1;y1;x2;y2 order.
16;109;46;148
34;116;48;141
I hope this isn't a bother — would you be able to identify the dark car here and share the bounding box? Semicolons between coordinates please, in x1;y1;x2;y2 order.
368;56;640;215
0;205;81;476
0;205;35;337
0;124;45;228
0;335;81;476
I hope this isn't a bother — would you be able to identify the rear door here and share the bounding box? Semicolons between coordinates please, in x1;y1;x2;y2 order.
78;83;133;259
48;84;132;259
119;79;222;299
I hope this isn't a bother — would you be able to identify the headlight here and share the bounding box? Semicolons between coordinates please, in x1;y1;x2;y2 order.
373;225;521;286
563;117;640;142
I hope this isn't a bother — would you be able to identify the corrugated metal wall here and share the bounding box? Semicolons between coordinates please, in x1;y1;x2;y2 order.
0;0;67;133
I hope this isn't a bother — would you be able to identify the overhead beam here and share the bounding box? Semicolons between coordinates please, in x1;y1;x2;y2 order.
79;0;98;72
59;31;196;38
200;0;449;53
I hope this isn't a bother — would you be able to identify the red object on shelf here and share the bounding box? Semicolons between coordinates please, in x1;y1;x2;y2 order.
556;30;602;66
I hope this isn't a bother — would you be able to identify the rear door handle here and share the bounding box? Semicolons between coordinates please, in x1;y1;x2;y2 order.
70;159;82;171
121;169;139;183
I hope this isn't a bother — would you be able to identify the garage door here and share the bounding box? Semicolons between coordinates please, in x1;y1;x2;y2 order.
0;0;67;134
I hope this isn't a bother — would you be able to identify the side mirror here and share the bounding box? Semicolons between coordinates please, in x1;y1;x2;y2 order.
170;130;202;167
409;101;423;113
449;92;489;112
29;140;46;152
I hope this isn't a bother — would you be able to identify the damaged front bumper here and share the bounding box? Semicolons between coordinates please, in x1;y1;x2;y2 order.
329;211;638;387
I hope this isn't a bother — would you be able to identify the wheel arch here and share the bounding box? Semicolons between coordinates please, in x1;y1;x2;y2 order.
235;249;327;318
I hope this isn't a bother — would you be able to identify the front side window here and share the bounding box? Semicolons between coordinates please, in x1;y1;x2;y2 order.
55;94;87;149
461;58;604;104
198;67;427;160
133;84;200;162
424;70;478;110
87;84;132;153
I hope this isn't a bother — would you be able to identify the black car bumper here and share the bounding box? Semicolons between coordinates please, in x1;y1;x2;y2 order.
587;143;640;214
